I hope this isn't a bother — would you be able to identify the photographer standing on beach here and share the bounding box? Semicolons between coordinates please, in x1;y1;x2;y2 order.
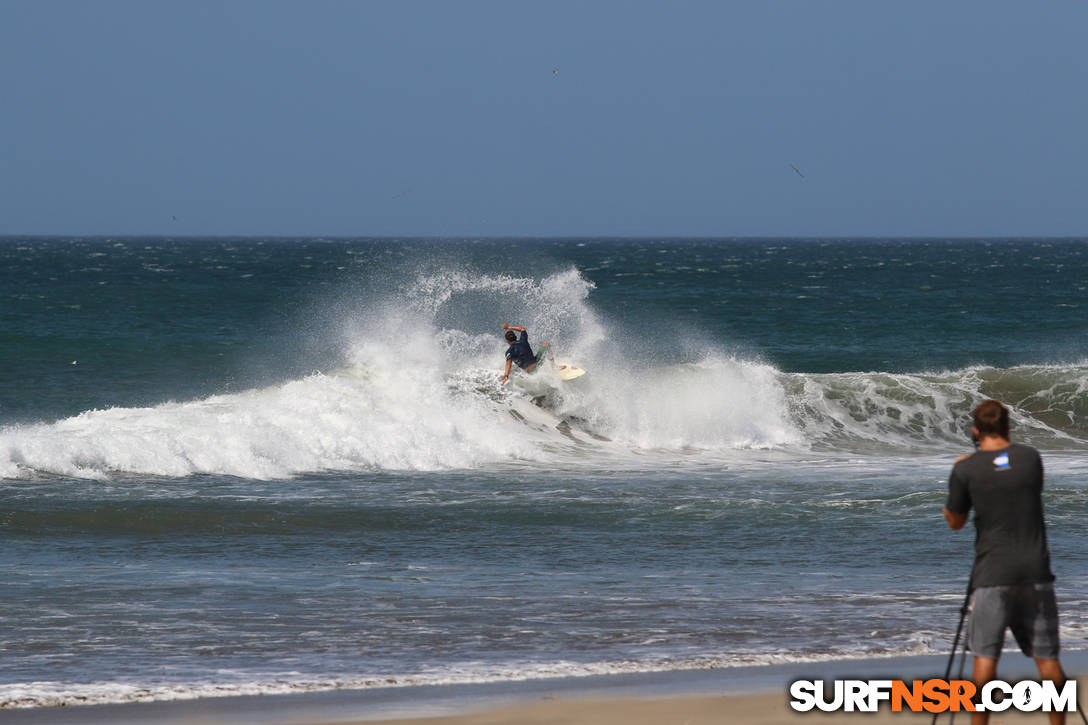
944;399;1066;725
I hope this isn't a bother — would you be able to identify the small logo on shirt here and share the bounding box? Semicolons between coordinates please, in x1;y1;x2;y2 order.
993;453;1011;470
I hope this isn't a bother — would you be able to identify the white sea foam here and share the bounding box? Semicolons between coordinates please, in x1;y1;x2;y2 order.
548;356;802;451
0;355;798;480
0;646;946;709
0;357;547;480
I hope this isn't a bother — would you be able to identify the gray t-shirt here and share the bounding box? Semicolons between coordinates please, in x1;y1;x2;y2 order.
946;443;1055;589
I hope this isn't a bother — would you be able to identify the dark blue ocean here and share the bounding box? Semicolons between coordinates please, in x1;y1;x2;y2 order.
2;237;1086;708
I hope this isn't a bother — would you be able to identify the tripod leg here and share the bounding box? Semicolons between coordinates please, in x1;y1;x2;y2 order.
934;594;971;725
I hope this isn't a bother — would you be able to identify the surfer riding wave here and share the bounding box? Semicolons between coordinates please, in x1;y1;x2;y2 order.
500;324;550;385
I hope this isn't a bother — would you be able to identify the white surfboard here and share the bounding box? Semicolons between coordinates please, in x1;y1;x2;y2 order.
556;362;586;381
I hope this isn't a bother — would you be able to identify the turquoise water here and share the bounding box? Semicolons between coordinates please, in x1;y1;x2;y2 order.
1;237;1086;707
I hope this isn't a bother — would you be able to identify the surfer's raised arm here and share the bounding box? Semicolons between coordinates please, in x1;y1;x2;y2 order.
501;324;525;333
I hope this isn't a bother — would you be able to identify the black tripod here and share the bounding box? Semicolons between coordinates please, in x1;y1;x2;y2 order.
933;585;972;725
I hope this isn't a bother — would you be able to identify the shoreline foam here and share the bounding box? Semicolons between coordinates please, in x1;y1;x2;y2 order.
5;653;1087;724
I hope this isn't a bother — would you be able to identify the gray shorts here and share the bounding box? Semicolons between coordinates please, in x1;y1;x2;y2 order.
967;582;1060;660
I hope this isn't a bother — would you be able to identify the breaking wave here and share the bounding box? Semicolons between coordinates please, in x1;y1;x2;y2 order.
1;267;1085;479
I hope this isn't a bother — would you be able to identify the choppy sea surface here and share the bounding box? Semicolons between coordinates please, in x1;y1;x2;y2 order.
1;237;1086;708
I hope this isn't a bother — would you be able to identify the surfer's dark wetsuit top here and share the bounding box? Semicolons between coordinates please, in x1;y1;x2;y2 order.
505;330;537;370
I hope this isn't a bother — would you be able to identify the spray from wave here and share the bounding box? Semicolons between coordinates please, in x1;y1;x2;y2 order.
1;267;1086;479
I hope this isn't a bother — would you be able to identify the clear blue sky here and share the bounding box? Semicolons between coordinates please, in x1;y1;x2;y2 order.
2;1;1086;237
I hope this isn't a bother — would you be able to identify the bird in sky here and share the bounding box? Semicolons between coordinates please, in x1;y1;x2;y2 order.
790;164;805;179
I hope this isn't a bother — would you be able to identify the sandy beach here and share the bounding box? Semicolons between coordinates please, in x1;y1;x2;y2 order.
351;691;936;725
356;677;1085;725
